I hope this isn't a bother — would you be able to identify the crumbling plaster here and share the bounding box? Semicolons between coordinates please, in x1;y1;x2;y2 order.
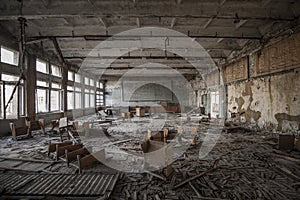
227;70;300;132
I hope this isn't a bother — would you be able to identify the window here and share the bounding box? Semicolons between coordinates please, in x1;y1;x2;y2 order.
100;82;104;89
50;90;60;111
36;59;48;74
75;73;81;83
67;92;74;110
51;65;61;77
36;88;48;113
84;77;89;85
90;89;95;107
75;87;82;109
68;71;74;81
52;83;60;89
37;80;48;87
0;73;24;118
90;79;94;86
2;74;19;81
1;46;18;66
85;89;90;107
50;82;61;112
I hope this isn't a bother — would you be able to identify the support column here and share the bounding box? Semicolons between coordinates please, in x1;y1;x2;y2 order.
62;64;68;115
26;54;36;120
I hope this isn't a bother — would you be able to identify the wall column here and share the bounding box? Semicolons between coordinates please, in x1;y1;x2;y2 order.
26;54;36;120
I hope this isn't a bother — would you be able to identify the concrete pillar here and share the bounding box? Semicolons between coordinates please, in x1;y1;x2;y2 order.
26;55;36;120
61;63;68;115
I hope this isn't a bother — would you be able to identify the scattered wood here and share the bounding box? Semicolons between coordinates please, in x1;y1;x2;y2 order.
173;160;219;189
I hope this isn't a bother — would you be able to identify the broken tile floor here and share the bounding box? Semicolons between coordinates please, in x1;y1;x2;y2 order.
0;114;299;199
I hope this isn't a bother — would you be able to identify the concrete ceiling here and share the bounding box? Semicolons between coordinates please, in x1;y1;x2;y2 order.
0;0;299;78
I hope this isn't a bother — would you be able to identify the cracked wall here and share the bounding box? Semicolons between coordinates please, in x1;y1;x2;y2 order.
225;32;300;132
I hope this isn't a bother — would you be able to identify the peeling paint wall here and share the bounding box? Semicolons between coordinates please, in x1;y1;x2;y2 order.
225;32;300;132
227;71;300;131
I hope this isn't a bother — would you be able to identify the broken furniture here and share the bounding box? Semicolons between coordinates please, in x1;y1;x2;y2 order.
58;117;80;143
25;118;45;135
10;118;45;140
142;129;175;178
47;140;106;173
136;107;146;117
141;139;174;178
47;140;83;161
9;122;29;140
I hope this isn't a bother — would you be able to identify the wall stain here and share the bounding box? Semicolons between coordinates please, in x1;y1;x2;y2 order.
232;81;262;123
275;113;300;131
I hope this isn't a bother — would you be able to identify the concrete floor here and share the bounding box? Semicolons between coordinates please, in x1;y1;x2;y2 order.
0;114;299;199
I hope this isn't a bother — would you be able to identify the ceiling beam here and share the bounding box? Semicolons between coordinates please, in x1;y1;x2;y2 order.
0;14;295;22
27;34;261;40
51;37;65;63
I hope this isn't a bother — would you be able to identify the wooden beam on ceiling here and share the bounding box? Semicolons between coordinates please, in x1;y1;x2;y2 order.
51;37;65;63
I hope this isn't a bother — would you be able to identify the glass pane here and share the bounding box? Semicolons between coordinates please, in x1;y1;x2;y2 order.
75;73;81;83
75;93;81;109
100;82;103;89
2;74;19;81
50;90;60;111
1;46;18;66
36;89;48;112
51;65;61;77
36;59;47;73
37;80;48;87
67;86;74;91
90;94;94;107
68;71;74;81
75;87;81;92
84;77;89;85
52;83;60;89
90;79;94;86
85;93;89;107
5;85;18;118
67;91;74;110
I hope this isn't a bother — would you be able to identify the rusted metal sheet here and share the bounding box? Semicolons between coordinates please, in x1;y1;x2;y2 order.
0;173;119;197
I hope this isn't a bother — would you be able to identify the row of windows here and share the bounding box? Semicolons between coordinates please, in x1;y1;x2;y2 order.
0;46;105;119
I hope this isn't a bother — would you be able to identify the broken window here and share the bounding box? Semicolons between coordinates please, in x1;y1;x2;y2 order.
0;73;24;119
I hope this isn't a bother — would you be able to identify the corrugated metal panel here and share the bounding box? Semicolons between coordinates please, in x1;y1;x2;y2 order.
0;173;119;197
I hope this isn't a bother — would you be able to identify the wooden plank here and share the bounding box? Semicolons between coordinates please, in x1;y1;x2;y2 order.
77;149;105;173
66;147;90;167
48;141;72;156
56;143;83;160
